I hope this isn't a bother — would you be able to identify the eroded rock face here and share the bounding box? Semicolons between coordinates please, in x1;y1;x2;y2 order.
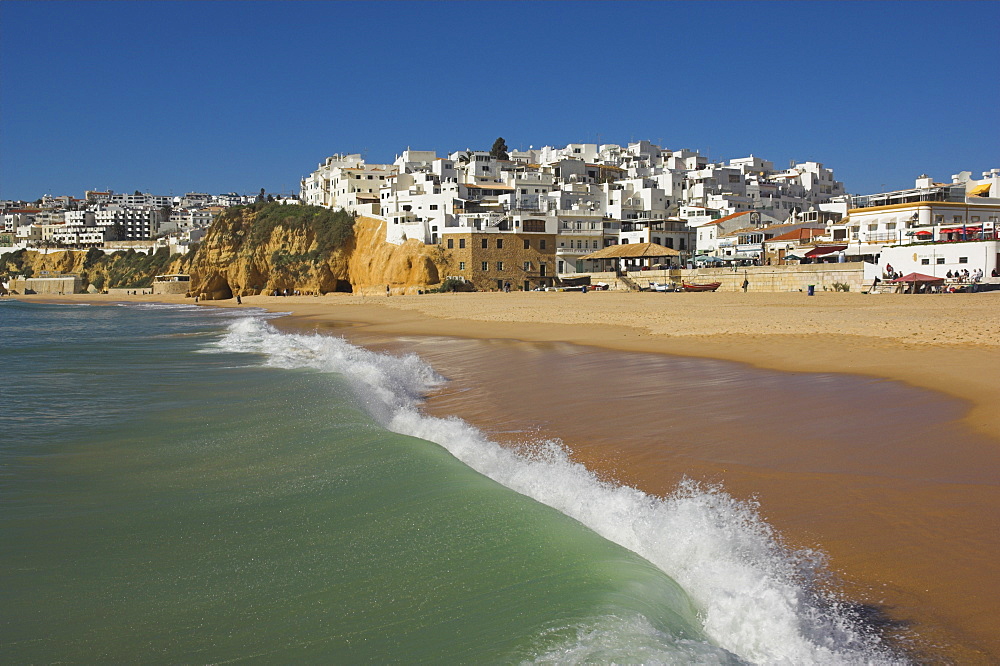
187;212;443;299
3;209;446;299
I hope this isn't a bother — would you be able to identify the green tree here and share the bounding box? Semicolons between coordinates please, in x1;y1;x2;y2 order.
84;246;104;269
490;137;509;161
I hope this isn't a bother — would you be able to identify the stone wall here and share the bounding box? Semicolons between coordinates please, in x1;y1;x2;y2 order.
108;287;153;296
608;263;868;292
10;275;82;294
152;279;191;295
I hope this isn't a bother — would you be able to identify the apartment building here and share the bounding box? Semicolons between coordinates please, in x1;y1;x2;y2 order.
832;172;1000;245
440;230;557;292
300;153;396;215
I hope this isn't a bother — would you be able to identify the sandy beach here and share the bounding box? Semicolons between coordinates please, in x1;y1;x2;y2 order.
15;289;1000;661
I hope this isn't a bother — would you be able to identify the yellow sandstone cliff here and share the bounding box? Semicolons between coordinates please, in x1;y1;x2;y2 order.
2;206;448;298
187;210;444;299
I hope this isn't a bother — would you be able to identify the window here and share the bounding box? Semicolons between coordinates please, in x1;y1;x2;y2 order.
496;239;503;249
523;239;530;249
540;239;546;249
482;261;489;271
459;238;466;249
430;204;438;210
921;258;930;265
459;262;465;271
496;262;504;271
523;261;531;270
959;256;968;264
482;238;488;249
447;238;454;249
937;257;945;264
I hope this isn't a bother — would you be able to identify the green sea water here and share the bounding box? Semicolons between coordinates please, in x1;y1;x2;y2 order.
0;301;900;664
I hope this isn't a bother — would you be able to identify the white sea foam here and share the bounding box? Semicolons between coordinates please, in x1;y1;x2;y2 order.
212;318;903;665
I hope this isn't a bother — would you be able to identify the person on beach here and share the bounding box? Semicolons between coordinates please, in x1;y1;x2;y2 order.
386;285;390;297
742;274;750;292
236;294;242;305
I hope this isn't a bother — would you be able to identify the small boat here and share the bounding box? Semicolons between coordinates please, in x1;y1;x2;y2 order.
649;282;677;292
682;281;721;292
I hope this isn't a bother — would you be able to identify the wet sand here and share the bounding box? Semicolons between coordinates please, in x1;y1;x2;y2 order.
17;290;1000;661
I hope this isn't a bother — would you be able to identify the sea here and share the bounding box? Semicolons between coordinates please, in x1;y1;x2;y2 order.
0;300;907;664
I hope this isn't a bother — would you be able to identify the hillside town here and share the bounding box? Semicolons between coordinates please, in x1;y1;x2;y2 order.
299;140;999;292
3;138;999;294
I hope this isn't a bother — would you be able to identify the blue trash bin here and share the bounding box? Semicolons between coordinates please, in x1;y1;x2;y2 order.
807;284;815;296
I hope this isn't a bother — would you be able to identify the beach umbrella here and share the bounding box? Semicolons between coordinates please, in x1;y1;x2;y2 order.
694;255;725;265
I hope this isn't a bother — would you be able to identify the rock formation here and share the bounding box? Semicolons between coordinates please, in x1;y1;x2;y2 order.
186;206;445;299
1;204;448;298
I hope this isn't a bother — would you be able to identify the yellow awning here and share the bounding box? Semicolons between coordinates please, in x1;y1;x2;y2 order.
969;182;993;196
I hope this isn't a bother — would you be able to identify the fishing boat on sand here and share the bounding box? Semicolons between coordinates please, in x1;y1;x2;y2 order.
681;281;722;292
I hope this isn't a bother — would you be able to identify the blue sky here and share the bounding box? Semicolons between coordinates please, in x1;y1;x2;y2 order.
1;1;997;200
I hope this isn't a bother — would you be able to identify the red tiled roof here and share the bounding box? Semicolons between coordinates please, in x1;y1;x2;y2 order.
702;211;752;226
766;227;826;242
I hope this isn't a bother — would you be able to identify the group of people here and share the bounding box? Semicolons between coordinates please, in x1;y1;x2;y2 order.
945;268;982;282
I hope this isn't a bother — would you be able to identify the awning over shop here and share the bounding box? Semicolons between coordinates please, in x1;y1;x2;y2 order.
804;244;847;258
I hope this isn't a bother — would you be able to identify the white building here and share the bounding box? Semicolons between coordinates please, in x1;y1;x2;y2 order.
835;172;1000;246
93;206;164;240
300;153;396;215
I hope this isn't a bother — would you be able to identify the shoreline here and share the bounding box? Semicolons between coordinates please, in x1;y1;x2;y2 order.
25;290;995;436
12;290;1000;661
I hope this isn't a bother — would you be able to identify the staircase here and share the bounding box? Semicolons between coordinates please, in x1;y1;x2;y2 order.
617;275;642;291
